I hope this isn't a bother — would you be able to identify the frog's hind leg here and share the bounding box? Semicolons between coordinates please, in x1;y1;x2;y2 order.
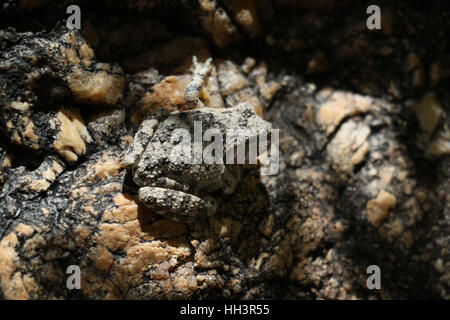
151;177;192;194
138;186;217;221
184;56;213;109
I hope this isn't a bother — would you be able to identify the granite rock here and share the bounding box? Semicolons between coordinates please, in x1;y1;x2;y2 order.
0;0;449;300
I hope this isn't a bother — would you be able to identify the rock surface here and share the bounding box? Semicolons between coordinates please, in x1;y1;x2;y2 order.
0;0;449;299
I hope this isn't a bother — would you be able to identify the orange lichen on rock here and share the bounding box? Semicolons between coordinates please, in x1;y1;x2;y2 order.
42;160;65;182
316;91;373;134
131;75;192;124
365;190;397;227
93;152;124;180
326;120;371;173
67;67;125;105
102;194;141;223
52;108;92;163
59;32;125;105
0;232;32;299
88;245;114;271
413;92;441;140
8;101;31;111
198;0;240;47
224;0;261;38
28;179;51;192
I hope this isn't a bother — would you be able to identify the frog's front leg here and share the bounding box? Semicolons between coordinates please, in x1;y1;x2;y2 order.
123;110;166;169
138;186;217;222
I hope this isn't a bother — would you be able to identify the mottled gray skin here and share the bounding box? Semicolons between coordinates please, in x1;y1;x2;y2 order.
124;56;272;222
124;103;272;222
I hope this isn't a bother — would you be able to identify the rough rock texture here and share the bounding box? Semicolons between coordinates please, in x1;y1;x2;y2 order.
0;0;449;299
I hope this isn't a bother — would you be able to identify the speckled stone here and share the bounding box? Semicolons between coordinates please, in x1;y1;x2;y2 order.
0;0;449;300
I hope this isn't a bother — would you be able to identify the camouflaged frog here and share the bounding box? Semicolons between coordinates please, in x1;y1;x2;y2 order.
124;57;272;222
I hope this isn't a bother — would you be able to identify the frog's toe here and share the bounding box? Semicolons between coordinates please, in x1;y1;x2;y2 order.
138;186;217;219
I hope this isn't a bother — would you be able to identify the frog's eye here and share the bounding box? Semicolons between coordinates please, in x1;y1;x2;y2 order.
169;128;192;149
172;136;183;144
